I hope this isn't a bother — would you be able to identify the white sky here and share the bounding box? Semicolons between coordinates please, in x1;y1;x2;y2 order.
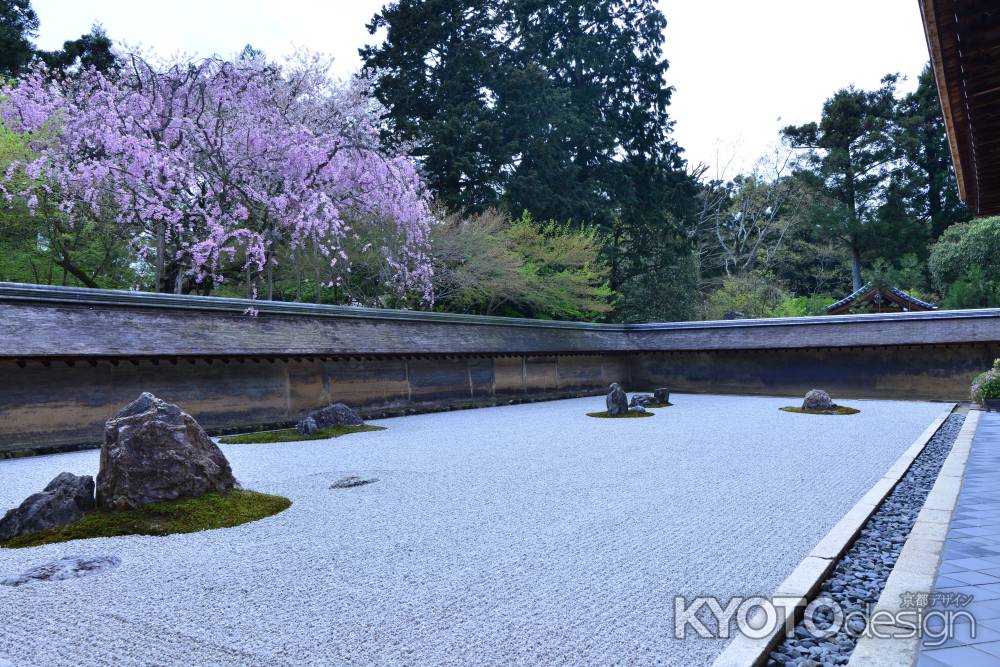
32;1;931;176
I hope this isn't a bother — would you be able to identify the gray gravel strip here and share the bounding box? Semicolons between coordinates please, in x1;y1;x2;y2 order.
0;395;945;666
768;412;966;667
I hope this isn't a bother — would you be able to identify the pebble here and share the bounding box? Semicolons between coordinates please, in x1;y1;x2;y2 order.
767;414;965;666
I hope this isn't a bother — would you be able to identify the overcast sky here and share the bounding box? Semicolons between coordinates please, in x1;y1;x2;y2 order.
32;1;931;176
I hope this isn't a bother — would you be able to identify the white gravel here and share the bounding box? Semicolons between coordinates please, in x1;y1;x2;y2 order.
0;394;946;666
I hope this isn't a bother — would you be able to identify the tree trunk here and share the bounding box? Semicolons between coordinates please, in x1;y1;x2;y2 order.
266;257;273;301
850;241;864;291
155;221;166;292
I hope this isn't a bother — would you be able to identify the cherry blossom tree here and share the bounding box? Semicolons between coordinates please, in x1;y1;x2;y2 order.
0;50;433;303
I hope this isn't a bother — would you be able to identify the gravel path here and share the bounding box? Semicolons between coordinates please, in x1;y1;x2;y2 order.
0;394;946;666
769;413;965;666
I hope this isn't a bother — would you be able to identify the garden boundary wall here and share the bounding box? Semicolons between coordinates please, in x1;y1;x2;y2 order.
2;282;998;455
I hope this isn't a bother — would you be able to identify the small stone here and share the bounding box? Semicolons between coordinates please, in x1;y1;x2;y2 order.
299;416;318;435
2;555;120;587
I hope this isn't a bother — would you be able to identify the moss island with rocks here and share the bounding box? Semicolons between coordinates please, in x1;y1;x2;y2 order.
2;490;290;549
0;392;292;549
220;424;385;444
781;389;860;415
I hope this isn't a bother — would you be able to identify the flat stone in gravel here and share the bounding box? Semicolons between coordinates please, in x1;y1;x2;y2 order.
2;555;120;587
0;394;945;666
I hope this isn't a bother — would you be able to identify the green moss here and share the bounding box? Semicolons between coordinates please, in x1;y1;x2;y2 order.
643;402;673;408
780;405;860;416
1;490;291;549
586;410;655;418
218;423;385;444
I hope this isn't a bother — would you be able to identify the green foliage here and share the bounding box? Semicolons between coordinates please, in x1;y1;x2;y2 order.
772;294;836;317
38;24;118;74
0;117;137;288
971;361;1000;404
0;0;38;77
218;424;385;444
363;0;698;322
430;209;614;320
930;217;1000;300
896;65;969;238
941;266;1000;310
704;272;789;320
782;75;900;290
0;490;291;548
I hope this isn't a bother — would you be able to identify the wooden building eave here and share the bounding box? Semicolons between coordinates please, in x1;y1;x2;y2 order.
920;0;1000;215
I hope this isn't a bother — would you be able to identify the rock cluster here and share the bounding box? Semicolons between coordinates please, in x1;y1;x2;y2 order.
297;402;364;434
802;389;834;411
97;393;237;511
0;473;95;541
768;414;965;666
0;392;238;542
629;394;653;408
606;383;629;415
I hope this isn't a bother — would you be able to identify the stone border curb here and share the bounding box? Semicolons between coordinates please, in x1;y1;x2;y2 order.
711;407;956;667
846;408;980;667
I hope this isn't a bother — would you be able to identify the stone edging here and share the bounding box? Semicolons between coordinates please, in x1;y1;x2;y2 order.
846;408;981;666
711;407;957;667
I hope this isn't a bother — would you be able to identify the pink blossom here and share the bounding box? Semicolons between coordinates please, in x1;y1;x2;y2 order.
0;53;433;302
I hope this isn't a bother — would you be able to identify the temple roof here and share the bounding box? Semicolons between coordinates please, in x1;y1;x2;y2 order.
826;283;938;315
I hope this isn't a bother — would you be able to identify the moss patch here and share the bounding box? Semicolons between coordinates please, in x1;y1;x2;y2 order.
780;405;860;416
1;490;291;549
643;402;673;408
586;410;655;419
218;423;385;444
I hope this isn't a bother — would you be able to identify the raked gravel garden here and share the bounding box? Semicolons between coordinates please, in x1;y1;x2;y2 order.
0;394;947;666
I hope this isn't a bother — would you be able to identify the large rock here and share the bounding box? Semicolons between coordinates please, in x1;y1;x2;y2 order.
654;388;671;404
802;389;834;411
606;383;629;416
297;403;363;433
0;473;95;541
97;393;237;511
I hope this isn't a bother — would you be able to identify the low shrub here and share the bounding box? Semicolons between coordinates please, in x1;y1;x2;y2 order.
972;359;1000;404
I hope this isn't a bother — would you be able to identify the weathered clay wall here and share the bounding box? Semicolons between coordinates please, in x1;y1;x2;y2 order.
630;345;999;401
2;283;999;456
0;354;632;456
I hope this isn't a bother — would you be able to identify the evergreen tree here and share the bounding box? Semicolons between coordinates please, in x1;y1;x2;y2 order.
782;76;899;290
0;0;37;77
362;0;696;320
361;1;505;213
39;24;118;75
896;64;968;238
